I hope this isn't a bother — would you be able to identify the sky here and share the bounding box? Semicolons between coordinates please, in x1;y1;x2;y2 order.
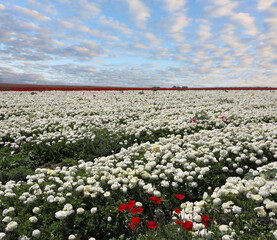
0;0;277;88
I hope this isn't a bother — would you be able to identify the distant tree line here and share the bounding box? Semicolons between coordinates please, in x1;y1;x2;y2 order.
172;86;188;89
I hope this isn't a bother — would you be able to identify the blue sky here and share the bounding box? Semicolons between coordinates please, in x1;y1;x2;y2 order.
0;0;277;87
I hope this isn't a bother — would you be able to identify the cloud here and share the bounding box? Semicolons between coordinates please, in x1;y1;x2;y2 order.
166;12;190;33
239;55;254;67
257;0;277;11
78;26;120;41
176;44;192;53
125;0;150;28
77;0;101;16
12;5;51;22
57;19;75;29
98;15;133;36
230;13;258;36
211;46;229;57
205;1;258;36
161;0;187;12
0;4;6;11
145;32;162;47
204;0;238;18
264;17;277;31
197;24;213;42
27;0;58;15
0;66;47;84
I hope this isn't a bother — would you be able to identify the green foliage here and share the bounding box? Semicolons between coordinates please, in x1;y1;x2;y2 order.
193;110;209;120
203;194;276;240
219;98;234;104
137;223;193;240
61;158;78;167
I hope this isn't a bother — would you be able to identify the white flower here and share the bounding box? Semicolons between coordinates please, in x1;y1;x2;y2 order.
135;202;143;207
235;168;243;175
104;191;110;197
68;234;76;240
18;235;29;240
63;204;73;211
199;229;213;239
91;207;97;214
219;225;229;233
111;184;119;190
254;206;267;217
5;221;18;232
0;233;6;240
193;214;202;222
153;190;161;197
213;198;222;206
273;230;277;240
222;235;232;240
55;210;67;220
88;238;96;240
29;216;38;223
2;216;12;223
77;208;85;215
107;216;112;222
32;207;40;214
32;229;40;237
252;194;263;202
232;206;242;214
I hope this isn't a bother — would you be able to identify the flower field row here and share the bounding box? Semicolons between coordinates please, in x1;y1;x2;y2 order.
0;90;277;239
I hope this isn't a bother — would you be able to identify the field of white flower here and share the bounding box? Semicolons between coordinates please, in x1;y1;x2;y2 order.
0;90;277;240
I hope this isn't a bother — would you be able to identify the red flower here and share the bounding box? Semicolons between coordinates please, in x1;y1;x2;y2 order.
147;221;157;230
155;198;161;204
183;221;193;231
149;195;157;202
130;208;137;214
118;204;125;211
201;215;210;227
129;222;136;229
125;200;136;210
176;194;185;200
149;196;161;204
175;219;182;226
136;207;143;213
129;216;140;230
174;208;181;214
131;216;140;225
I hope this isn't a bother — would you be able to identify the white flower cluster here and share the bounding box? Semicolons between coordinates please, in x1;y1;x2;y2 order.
0;90;276;239
1;90;276;149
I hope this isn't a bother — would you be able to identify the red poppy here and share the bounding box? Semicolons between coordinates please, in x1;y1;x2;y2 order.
183;221;193;231
130;208;137;214
118;204;125;211
176;194;185;200
129;216;140;230
136;207;143;213
155;198;161;204
175;219;182;226
129;222;137;229
131;216;140;225
174;208;181;214
201;214;210;227
149;195;157;202
125;200;136;210
149;196;161;204
147;221;157;230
